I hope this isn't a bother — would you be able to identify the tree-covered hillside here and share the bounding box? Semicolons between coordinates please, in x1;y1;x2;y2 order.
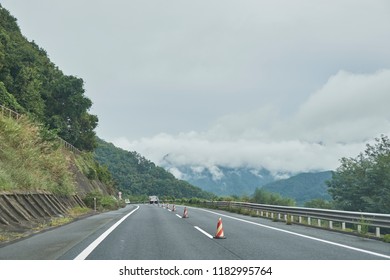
94;139;214;199
0;5;97;151
261;171;333;206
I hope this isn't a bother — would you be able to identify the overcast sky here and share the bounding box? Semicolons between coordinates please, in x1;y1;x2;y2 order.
2;0;390;174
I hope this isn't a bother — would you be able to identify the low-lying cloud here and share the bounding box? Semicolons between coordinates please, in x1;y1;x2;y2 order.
113;69;390;174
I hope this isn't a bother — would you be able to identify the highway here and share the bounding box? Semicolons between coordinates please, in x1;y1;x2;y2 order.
0;204;389;260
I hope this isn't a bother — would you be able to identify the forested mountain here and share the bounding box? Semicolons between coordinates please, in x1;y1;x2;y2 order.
94;139;214;199
261;171;333;205
0;5;97;151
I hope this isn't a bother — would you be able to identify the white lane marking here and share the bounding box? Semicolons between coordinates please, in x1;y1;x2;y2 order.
74;205;140;260
194;226;213;239
175;214;182;219
188;206;390;260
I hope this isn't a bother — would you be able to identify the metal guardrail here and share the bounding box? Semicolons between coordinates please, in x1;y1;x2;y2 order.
202;201;390;238
0;104;81;154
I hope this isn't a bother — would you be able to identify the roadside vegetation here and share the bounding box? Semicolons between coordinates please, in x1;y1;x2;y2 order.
0;111;123;210
0;114;75;195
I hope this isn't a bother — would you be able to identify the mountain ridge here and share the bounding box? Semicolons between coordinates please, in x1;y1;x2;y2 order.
93;138;214;199
261;170;333;205
161;159;333;204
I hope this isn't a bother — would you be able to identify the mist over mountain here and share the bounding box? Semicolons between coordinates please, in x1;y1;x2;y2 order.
166;165;276;196
161;154;291;196
161;154;333;203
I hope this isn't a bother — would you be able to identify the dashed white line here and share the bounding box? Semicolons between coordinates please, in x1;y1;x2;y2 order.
188;206;390;260
194;226;213;239
175;214;182;219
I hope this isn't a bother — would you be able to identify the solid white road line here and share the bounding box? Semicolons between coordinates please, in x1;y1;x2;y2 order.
74;205;140;260
194;226;213;239
188;206;390;260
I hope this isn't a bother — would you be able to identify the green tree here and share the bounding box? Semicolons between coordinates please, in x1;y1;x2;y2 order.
43;75;98;151
0;5;98;151
327;135;390;213
252;188;296;206
0;81;23;111
304;198;334;209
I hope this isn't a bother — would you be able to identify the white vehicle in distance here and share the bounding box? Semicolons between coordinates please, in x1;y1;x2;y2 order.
149;196;159;204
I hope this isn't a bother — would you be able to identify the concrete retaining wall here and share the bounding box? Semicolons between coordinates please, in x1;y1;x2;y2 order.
0;192;86;227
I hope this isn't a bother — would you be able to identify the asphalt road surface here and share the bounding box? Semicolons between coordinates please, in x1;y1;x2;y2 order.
0;204;389;260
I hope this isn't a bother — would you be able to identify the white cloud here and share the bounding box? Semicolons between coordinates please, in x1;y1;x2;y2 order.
166;167;184;180
3;0;389;175
112;69;390;174
291;69;390;143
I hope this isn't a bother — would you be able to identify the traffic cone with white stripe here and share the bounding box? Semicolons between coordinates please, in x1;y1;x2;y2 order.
172;204;176;212
182;207;188;218
214;217;226;239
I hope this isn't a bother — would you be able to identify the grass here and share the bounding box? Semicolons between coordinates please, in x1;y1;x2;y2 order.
0;115;75;195
49;217;74;227
68;206;91;217
357;216;370;238
0;231;25;243
20;206;92;239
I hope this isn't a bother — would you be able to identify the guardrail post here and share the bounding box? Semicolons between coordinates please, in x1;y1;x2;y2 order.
200;200;390;236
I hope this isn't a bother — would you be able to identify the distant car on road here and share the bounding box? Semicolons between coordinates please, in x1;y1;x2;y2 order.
149;196;159;204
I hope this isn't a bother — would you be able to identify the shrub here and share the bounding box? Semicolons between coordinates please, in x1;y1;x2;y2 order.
83;191;103;209
100;196;117;210
83;191;119;211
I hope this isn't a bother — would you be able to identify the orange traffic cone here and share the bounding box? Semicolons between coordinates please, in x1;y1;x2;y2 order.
182;207;188;218
172;205;176;212
214;217;226;239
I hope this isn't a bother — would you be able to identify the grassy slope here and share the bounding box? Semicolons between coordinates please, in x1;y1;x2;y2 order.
0;114;75;195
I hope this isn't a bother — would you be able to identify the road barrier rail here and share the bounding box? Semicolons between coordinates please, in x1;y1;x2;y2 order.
202;201;390;238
